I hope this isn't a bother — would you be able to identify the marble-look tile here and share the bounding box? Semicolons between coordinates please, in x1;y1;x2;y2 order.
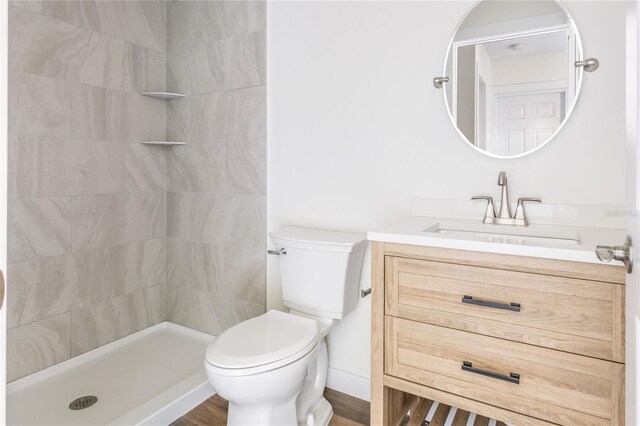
157;282;169;322
9;6;84;80
189;1;265;45
10;0;43;13
188;194;222;244
167;1;188;52
167;97;189;143
205;31;265;91
165;287;192;330
120;191;166;244
225;141;266;195
166;288;222;336
166;50;185;95
168;143;225;193
71;192;166;251
212;296;265;331
125;142;167;192
7;254;76;328
167;44;216;96
43;0;101;32
7;313;70;382
117;286;164;338
167;32;264;96
94;1;166;52
224;246;265;305
121;239;166;294
73;139;125;195
70;285;164;356
76;32;125;90
9;136;124;199
167;192;190;239
107;90;166;142
46;1;165;52
73;245;124;308
190;86;265;143
11;135;48;198
168;289;264;336
164;278;180;322
71;193;120;251
124;43;167;93
7;135;18;199
167;238;223;294
190;194;266;248
9;7;124;90
71;83;107;140
8;73;70;137
8;198;72;263
70;297;118;356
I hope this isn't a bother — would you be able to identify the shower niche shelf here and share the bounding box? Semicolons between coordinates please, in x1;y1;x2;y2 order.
140;92;185;99
141;141;186;146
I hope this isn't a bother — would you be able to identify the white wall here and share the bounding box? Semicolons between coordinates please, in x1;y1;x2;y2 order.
461;1;562;30
267;0;627;394
492;51;566;86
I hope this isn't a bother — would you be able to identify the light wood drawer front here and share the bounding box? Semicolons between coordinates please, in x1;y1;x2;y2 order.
385;256;624;362
385;317;624;426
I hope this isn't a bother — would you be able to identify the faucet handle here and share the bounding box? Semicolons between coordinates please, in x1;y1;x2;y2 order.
472;196;496;224
514;197;542;225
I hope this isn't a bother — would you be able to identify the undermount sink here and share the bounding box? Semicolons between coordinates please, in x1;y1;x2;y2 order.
423;221;582;247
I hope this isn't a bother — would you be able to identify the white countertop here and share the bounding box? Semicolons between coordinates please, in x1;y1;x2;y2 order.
368;216;627;265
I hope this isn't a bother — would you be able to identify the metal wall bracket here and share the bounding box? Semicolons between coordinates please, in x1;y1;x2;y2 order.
267;248;287;256
596;235;632;273
433;76;449;89
575;58;599;72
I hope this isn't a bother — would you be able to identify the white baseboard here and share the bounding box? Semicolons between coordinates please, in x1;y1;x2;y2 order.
326;367;370;402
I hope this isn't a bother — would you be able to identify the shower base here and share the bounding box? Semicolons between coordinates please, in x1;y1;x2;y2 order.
7;322;215;425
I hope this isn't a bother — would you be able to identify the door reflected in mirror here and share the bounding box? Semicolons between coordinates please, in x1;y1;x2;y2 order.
443;1;583;158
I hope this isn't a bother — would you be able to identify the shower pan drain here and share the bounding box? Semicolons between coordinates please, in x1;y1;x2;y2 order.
69;396;98;410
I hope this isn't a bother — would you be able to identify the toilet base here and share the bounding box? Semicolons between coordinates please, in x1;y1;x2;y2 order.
296;339;332;425
228;398;299;426
206;314;337;426
300;396;332;426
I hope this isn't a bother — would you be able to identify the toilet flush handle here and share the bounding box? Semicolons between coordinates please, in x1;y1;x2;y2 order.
267;248;287;256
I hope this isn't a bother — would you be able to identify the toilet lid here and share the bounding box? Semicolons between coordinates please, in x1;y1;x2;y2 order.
206;310;318;369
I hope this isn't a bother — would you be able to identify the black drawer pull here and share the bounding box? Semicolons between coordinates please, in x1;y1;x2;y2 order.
462;361;520;384
462;295;521;312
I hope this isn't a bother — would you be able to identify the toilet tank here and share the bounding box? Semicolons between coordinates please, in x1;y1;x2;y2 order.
270;227;367;319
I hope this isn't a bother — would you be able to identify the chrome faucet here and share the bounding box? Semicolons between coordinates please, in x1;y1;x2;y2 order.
472;171;541;226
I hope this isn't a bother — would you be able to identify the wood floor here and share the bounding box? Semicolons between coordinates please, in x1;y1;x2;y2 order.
169;388;369;426
169;389;507;426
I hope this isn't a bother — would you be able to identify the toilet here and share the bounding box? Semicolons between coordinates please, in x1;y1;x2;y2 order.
205;226;367;426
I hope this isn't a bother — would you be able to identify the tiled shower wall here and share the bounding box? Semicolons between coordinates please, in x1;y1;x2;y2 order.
164;1;267;335
6;0;266;382
6;0;168;382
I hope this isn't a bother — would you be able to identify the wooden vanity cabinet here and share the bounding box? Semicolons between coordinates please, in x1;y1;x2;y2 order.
371;241;626;426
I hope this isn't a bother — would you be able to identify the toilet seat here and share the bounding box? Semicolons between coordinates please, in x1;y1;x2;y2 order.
205;310;319;376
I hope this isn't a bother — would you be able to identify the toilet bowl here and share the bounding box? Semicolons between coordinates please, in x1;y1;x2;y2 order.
205;227;367;426
205;310;333;426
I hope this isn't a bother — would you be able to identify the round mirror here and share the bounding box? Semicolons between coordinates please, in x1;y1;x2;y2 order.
443;0;584;158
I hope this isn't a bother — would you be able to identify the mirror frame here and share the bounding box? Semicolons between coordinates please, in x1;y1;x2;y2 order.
442;0;585;159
